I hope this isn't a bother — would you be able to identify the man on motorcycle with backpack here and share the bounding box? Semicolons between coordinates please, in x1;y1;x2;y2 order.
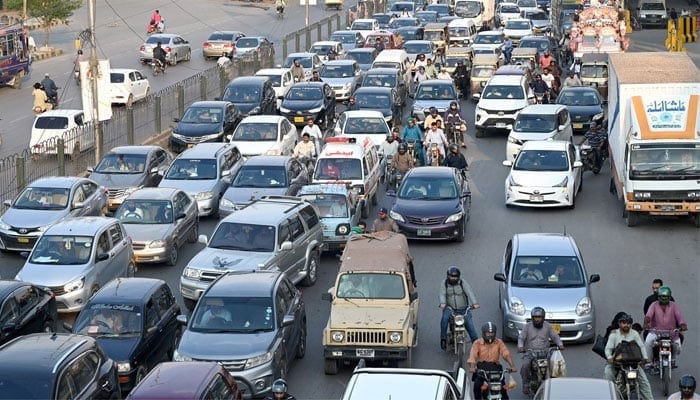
644;286;687;368
467;322;517;400
584;122;608;171
530;74;550;104
518;307;565;396
153;41;167;71
439;267;480;351
604;314;654;400
389;143;414;187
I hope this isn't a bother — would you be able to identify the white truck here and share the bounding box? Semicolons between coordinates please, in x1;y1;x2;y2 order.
454;0;495;30
607;52;700;227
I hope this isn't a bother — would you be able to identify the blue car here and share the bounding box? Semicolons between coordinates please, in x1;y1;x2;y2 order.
298;184;361;252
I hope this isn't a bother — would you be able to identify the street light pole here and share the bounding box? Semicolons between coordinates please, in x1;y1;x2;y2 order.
23;0;27;20
305;0;310;28
87;0;102;165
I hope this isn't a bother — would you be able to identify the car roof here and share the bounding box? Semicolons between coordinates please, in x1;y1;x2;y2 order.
129;362;223;399
333;30;361;35
347;47;377;53
287;52;316;58
125;187;179;200
405;39;432;45
353;18;378;23
559;86;599;94
514;233;578;257
520;140;570;151
405;166;456;179
242;155;290;167
35;109;83;118
348;368;456;398
324;60;357;66
209;30;244;35
206;270;281;297
342;110;386;119
0;333;93;381
221;197;308;225
256;68;290;75
228;76;269;86
506;18;531;23
290;81;326;89
520;35;549;42
110;68;142;74
339;232;412;274
27;176;85;189
365;67;399;75
187;101;231;108
89;278;165;304
354;86;393;95
0;280;24;298
312;40;341;46
177;142;233;158
477;30;504;35
239;115;285;124
486;74;524;85
418;79;454;87
107;145;162;155
519;104;566;114
541;378;619;399
147;33;179;40
44;216;116;235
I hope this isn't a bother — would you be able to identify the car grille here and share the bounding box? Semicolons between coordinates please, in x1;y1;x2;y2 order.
56;302;68;310
108;189;126;199
0;233;37;250
406;216;444;225
485;118;514;126
200;270;226;282
180;135;212;144
346;330;387;344
527;318;576;325
131;242;146;250
643;191;697;202
517;190;557;196
195;358;246;371
50;286;66;296
10;226;40;234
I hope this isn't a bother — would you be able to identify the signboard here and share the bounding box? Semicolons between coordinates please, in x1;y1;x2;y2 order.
642;97;690;131
300;0;318;5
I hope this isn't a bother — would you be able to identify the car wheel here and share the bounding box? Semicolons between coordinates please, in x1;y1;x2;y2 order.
475;128;484;138
90;285;100;298
184;297;197;310
277;356;288;380
295;319;307;359
166;243;178;266
693;213;700;228
324;358;339;375
185;49;191;61
455;217;465;243
187;221;199;243
144;87;151;99
170;55;178;66
43;320;55;333
126;262;136;277
626;211;638;227
135;366;148;385
168;327;182;360
302;251;319;287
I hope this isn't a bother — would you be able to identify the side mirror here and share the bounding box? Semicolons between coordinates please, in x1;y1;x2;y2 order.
72;201;85;210
3;200;11;207
226;134;233;141
408;93;415;98
105;211;114;218
502;160;513;167
321;292;333;301
221;169;231;177
214;96;222;101
176;314;188;325
494;272;507;282
86;166;94;173
173;118;180;123
472;93;481;99
334;126;342;135
280;241;293;251
282;315;296;327
96;253;109;262
573;161;583;168
589;274;601;284
176;212;187;220
62;322;73;332
198;234;208;245
146;326;157;336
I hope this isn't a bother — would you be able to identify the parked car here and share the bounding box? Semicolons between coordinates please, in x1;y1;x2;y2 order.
88;145;172;211
255;67;294;109
279;82;336;129
556;86;605;134
109;68;150;106
203;30;245;59
330;30;366;51
15;217;136;313
309;40;345;63
0;177;108;252
228;115;298;157
0;333;120;399
233;36;274;60
115;187;198;266
170;101;243;152
282;52;323;80
29;109;90;156
126;361;243;399
351;87;401;126
139;33;191;65
360;67;408;105
221;76;277;117
0;280;58;345
68;278;182;392
319;60;363;100
345;47;379;71
505;104;573;162
411;79;459;122
175;270;306;399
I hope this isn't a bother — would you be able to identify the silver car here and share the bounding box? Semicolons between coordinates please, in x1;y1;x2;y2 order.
494;233;600;343
0;177;108;252
319;60;362;100
15;217;135;313
116;187;198;266
139;33;192;65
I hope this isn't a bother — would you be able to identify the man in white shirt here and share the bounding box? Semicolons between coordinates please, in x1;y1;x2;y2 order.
436;67;452;80
301;118;323;154
541;67;555;90
424;122;448;157
563;71;582;87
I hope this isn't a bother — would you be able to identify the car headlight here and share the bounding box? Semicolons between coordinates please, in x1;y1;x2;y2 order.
173;350;192;362
195;191;214;201
509;296;525;315
245;351;273;369
172;133;185;140
592;112;604;122
553;177;568;187
445;211;463;223
182;267;202;279
308;106;323;113
250;106;262;115
148;240;167;248
389;210;404;222
279;106;291;113
337;225;349;235
508;175;521;187
123;187;138;197
389;331;402;343
0;219;10;230
117;362;131;373
63;278;85;294
576;296;591;316
220;198;234;208
36;225;49;232
507;136;521;144
331;331;344;342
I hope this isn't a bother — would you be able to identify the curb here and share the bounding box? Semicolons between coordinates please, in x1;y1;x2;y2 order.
33;48;64;61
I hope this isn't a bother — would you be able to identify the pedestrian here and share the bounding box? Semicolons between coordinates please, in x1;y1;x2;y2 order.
670;8;678;23
27;34;36;64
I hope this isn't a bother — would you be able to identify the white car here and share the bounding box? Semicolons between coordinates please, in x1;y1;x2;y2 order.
309;40;345;63
255;67;294;108
30;109;92;156
333;110;391;149
496;2;521;26
471;30;505;53
350;18;380;39
109;68;151;106
228;115;298;157
506;104;573;162
502;19;533;44
503;140;583;209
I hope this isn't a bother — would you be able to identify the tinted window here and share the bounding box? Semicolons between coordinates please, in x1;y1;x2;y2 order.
14;286;40;314
399;176;457;199
231;122;278;141
232;166;287;188
337;273;406;299
287;215;305;240
13;186;71;210
299;206;319;228
74;303;143;336
209;32;235;41
179;106;225;124
0;298;19;325
404;42;432;53
209;223;276;252
110;73;125;83
347;51;376;64
514;150;569;171
286;86;323;100
108;224;124;244
236;38;259;48
191;296;274;332
512;256;584;287
514;114;557;132
34;116;69;130
165;158;218;180
204;374;234;400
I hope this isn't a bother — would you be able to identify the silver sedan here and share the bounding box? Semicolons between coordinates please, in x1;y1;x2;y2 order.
139;33;192;65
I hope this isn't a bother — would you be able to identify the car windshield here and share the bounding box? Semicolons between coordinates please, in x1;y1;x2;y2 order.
416;13;438;23
110;73;126;83
320;64;355;78
116;200;173;224
352;21;374;30
399;176;458;199
191;297;275;333
13;187;70;210
223;85;260;103
231;122;278;141
474;34;503;44
390;18;418;28
208;32;236;41
74;304;142;337
629;146;700;177
512;256;585;287
390;3;414;12
314;158;363;180
427;5;448;13
310;44;334;55
471;66;495;77
641;2;664;10
257;73;282;86
424;30;445;41
501;5;520;13
456;2;481;17
580;65;608;79
301;193;349;218
331;33;358;44
482;85;524;99
527;11;547;19
346;51;375;64
520;39;549;51
208;223;276;252
558;91;600;106
416;84;456;100
363;73;396;87
514;150;569;171
444;57;462;67
506;20;531;29
343;117;391;134
336;273;406;299
355;92;392;109
448;27;472;36
374;14;392;24
514;114;557;132
29;235;93;265
235;38;259;48
286;86;323;100
518;0;536;6
95;153;147;173
179;106;224;124
284;56;314;68
232;166;287;188
404;42;432;53
164;158;218;180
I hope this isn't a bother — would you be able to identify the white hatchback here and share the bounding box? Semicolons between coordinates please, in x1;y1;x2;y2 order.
506;104;573;162
30;109;92;156
228;115;298;157
109;68;151;106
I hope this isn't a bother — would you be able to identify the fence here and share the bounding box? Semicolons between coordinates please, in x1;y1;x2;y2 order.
0;50;274;202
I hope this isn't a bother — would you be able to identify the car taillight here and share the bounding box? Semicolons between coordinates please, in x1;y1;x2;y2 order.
165;47;172;53
223;43;233;48
203;42;211;48
139;45;145;51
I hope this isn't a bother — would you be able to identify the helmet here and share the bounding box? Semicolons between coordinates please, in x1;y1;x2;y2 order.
481;322;497;343
271;379;288;394
446;266;461;278
680;375;697;391
449;143;459;153
531;307;545;328
399;143;408;151
657;286;671;305
449;101;458;108
617;313;633;324
429;106;437;114
407;117;415;124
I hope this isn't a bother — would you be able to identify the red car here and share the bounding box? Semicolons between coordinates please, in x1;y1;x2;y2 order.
126;362;242;399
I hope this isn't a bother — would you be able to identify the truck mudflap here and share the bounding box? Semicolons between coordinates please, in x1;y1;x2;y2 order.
626;201;700;215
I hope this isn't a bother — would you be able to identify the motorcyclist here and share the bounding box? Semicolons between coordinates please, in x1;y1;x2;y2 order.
424;122;448;158
444;101;465;147
374;37;385;52
584;122;608;171
503;36;513;64
423;107;444;130
454;60;469;99
40;73;58;104
414;65;430;85
518;307;565;396
541;67;556;94
530;74;550;104
467;322;517;400
381;133;399;158
563;71;582;87
290;59;305;82
309;70;322;82
539;50;553;69
439;267;480;350
668;375;700;400
32;82;51;113
643;278;675;315
275;0;287;16
153;41;167;70
345;96;358;111
604;313;654;400
644;286;687;366
436;66;451;80
293;132;316;158
401;118;425;166
371;207;399;232
443;143;468;173
265;378;296;400
301;117;323;155
389;143;414;186
424;58;437;78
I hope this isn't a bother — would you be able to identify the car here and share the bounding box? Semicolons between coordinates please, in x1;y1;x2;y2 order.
0;333;120;399
373;12;393;29
282;52;323;80
494;233;600;343
255;67;295;109
175;270;306;398
394;26;425;41
388;17;421;31
68;278;181;392
361;67;408;105
29;109;90;156
521;9;552;34
88;146;172;211
297;184;361;252
233;36;274;60
474;74;532;136
158;143;244;217
505;104;573;162
403;39;436;62
279;82;336;129
15;217;136;313
115;187;198;266
516;0;539;14
126;361;243;399
221;76;278;117
415;10;440;25
203;30;245;59
180;196;323;308
496;2;521;26
229;115;298;157
219;156;310;216
556;86;605;134
533;377;623;399
309;40;345;63
345;47;379;71
503;140;583;208
349;18;380;39
138;33;191;65
109;68;150;106
411;79;459;122
333;110;392;148
425;3;451;17
319;60;363;100
472;30;505;53
388;166;471;241
503;18;534;44
170;101;243;152
519;35;559;58
0;280;58;345
363;31;402;50
351;87;401;126
0;177;108;252
389;1;416;17
439;15;460;24
330;30;366;51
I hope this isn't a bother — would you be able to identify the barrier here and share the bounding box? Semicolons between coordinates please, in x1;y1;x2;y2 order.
282;14;342;61
678;16;698;43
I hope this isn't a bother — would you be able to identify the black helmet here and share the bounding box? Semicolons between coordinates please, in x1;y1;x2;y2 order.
617;313;633;324
157;41;162;46
449;101;458;108
531;307;546;328
449;143;459;153
680;375;697;391
271;379;288;394
482;322;497;343
446;266;461;278
399;143;408;151
429;106;438;114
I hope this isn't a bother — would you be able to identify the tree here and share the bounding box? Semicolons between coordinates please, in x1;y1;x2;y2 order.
4;0;82;47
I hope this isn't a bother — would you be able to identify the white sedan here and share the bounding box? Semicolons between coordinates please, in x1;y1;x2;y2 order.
228;115;298;157
109;68;151;106
503;140;583;209
502;19;533;44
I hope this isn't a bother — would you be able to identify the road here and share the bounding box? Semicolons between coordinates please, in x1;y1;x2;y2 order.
1;0;699;399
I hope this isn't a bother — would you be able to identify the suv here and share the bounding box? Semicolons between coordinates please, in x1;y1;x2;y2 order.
127;362;243;399
174;270;306;399
158;143;244;217
475;74;533;137
180;196;323;309
322;232;418;374
505;104;573;162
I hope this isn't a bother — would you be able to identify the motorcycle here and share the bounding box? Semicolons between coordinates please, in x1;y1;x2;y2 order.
406;139;420;166
445;120;466;147
445;306;473;369
383;154;393;184
152;59;167;76
614;361;641;400
580;137;609;174
476;365;510;400
524;347;558;396
649;329;680;396
426;142;443;166
298;155;316;182
534;91;549;104
147;19;165;34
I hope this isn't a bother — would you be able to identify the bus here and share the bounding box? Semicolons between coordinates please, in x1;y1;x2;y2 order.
0;24;30;89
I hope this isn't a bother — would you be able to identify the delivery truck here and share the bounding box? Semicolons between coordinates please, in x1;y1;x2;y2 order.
607;52;700;227
454;0;495;30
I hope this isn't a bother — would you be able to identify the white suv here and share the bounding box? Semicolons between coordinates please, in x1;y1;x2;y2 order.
506;104;573;162
474;74;532;138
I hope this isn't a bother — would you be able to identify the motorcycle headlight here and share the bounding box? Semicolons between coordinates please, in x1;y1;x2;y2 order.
445;211;463;223
626;370;638;379
553;177;569;187
182;267;202;279
508;175;521;187
576;296;591;316
308;106;323;113
492;383;502;391
117;362;131;373
389;210;404;222
389;332;402;343
64;278;85;294
245;351;273;369
509;296;525;315
454;314;465;326
195;191;214;201
332;331;344;342
0;220;9;230
173;350;192;362
148;240;167;248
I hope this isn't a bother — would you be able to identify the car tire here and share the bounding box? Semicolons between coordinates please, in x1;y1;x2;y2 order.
277;356;288;380
302;251;319;287
166;243;178;266
126;94;134;108
568;194;575;209
168;327;182;360
184;297;197;311
475;128;484;138
455;217;465;243
170;55;178;66
295;319;307;359
693;213;700;228
187;221;199;243
135;366;148;386
185;50;191;61
578;172;583;193
626;211;638;227
324;358;339;375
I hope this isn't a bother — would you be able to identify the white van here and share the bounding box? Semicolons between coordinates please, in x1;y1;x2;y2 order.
447;18;477;46
30;110;92;156
454;0;486;30
474;74;533;137
371;49;412;88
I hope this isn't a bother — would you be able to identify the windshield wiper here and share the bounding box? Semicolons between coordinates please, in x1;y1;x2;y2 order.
247;247;272;252
210;244;246;250
674;166;699;173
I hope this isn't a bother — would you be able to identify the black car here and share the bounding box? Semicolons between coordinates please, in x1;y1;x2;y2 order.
361;67;408;106
388;166;471;242
0;280;58;345
352;87;402;127
279;82;336;129
0;333;120;399
373;13;393;29
394;26;425;41
68;278;182;393
221;76;277;117
518;35;559;59
556;86;605;134
169;101;243;152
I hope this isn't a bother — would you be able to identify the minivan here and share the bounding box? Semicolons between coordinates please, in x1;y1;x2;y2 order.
371;49;412;88
447;18;477;46
474;74;533;137
220;76;277;116
506;104;573;162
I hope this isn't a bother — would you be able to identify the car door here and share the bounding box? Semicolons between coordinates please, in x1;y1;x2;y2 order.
275;222;296;277
0;295;20;342
69;185;89;217
286;215;308;276
281;119;297;155
500;239;513;310
56;351;103;399
568;143;582;192
174;190;196;246
274;282;296;363
13;285;44;335
223;104;238;136
80;180;100;216
133;71;148;99
107;222;130;279
149;286;178;364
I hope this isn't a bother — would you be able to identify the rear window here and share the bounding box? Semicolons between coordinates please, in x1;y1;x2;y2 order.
348;51;376;64
146;36;167;44
34;116;69;130
209;32;235;41
236;38;259;48
110;73;125;83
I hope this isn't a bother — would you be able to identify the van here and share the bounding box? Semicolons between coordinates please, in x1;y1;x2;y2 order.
30;109;90;156
423;23;450;51
474;74;533;137
371;49;412;88
313;137;381;218
580;53;609;101
447;19;477;46
220;76;277;116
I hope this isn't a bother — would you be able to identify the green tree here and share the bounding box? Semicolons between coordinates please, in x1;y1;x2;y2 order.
4;0;82;47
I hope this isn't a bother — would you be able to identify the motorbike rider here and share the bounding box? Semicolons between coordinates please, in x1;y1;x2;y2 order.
40;73;58;104
374;37;385;52
265;378;296;400
563;71;582;87
436;66;451;80
293;132;316;159
414;65;430;85
604;313;654;400
644;286;687;366
541;67;556;94
454;60;469;99
643;278;675;315
584;122;608;171
275;0;287;16
32;82;51;113
518;307;565;396
389;143;414;186
424;107;444;130
425;122;448;158
439;267;480;350
443;144;468;173
291;59;305;82
539;51;553;69
301;117;323;154
467;322;517;400
401;118;425;166
424;58;437;78
444;101;466;147
530;74;550;103
371;207;399;232
153;41;167;70
309;70;322;82
668;375;700;400
503;36;513;64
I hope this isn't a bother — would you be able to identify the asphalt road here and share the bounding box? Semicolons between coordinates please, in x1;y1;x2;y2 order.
1;0;699;399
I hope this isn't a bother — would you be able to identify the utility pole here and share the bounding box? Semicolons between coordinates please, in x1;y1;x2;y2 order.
23;0;27;20
305;0;310;28
88;0;102;165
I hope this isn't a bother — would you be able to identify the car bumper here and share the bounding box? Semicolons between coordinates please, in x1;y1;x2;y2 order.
228;361;275;399
505;184;575;207
570;119;594;134
118;369;140;392
331;86;353;100
475;111;518;130
502;312;595;343
324;345;410;361
189;196;218;217
107;196;128;211
180;278;211;301
0;231;41;252
131;243;170;264
55;288;90;313
639;16;667;26
396;219;463;240
281;112;321;127
203;47;232;58
170;134;224;152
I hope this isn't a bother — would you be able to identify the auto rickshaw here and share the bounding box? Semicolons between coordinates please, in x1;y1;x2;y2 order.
325;0;344;10
470;54;499;100
580;53;609;101
423;23;449;53
509;47;539;71
443;46;471;74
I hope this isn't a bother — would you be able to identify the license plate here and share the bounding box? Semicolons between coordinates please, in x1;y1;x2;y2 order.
660;205;676;211
214;44;223;48
417;228;431;236
529;195;544;202
552;324;560;334
294;116;304;123
573;123;583;129
496;123;507;128
17;237;29;243
356;349;374;358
